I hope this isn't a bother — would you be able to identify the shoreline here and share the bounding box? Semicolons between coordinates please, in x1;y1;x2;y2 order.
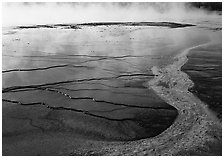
147;42;222;155
12;22;195;30
181;43;222;120
94;42;222;155
3;24;221;156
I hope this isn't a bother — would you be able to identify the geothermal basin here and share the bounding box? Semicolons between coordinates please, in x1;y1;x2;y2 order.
2;21;222;155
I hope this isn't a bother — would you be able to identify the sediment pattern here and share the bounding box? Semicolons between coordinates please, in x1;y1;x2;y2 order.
3;48;178;149
3;73;153;93
3;23;220;155
3;98;150;122
97;42;222;156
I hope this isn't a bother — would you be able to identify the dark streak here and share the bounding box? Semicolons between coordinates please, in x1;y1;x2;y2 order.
78;22;195;28
3;99;142;122
54;87;149;98
89;107;129;113
2;64;91;73
3;54;149;59
3;54;147;70
2;73;153;93
38;87;174;110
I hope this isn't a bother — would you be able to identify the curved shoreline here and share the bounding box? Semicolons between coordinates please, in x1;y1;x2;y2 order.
3;24;221;155
97;42;222;155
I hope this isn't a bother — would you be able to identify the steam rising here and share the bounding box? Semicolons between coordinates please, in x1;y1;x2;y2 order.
2;2;221;26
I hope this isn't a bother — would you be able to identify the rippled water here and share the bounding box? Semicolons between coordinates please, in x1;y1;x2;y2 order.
2;23;221;155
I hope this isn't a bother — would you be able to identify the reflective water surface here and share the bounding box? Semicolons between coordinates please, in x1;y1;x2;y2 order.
2;22;221;155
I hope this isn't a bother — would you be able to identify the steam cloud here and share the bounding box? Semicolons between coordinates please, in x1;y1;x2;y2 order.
2;2;221;26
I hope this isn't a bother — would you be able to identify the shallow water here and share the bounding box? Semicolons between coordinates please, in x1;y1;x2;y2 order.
181;18;222;119
2;22;221;155
182;42;222;119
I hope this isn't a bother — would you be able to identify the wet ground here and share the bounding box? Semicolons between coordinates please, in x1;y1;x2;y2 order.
2;22;221;155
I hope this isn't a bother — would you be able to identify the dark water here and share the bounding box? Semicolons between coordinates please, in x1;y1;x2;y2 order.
182;42;222;119
2;24;220;155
